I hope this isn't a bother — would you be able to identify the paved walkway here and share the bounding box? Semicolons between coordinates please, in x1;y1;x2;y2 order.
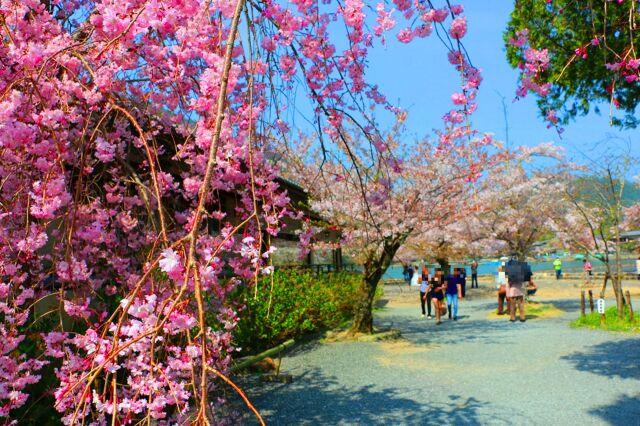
242;285;640;425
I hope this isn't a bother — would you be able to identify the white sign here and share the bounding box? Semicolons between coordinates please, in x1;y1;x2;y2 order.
596;298;606;314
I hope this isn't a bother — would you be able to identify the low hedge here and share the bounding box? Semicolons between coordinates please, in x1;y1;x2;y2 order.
233;270;373;354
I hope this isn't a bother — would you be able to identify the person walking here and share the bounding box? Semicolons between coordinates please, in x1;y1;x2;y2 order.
428;270;445;325
403;263;411;285
583;258;592;283
445;269;462;320
422;264;430;281
496;264;508;315
419;270;432;318
458;267;467;298
471;260;479;289
553;258;562;280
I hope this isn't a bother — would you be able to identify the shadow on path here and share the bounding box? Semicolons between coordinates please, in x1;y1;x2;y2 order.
543;298;581;313
561;338;640;380
245;368;529;425
589;393;640;425
375;314;517;346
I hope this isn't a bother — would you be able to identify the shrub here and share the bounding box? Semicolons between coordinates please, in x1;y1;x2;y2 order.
233;270;368;354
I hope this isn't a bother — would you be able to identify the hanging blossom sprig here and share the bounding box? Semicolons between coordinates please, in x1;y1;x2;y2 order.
507;28;563;132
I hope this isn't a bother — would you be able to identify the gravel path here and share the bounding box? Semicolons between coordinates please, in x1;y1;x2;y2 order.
241;284;640;425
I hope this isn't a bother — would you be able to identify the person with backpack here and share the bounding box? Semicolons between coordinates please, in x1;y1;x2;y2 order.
505;257;532;322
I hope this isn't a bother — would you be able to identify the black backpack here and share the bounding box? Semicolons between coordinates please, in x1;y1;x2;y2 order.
505;259;531;283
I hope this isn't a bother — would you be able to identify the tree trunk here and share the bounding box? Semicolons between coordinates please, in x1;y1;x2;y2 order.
350;272;381;334
612;274;625;319
350;235;406;334
600;268;609;299
435;257;450;275
601;260;624;318
613;232;625;319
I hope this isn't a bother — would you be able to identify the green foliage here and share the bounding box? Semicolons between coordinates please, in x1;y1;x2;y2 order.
12;311;63;425
233;270;367;354
572;305;640;332
505;0;640;128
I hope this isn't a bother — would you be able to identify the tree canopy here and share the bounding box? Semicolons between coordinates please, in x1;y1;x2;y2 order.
505;0;640;128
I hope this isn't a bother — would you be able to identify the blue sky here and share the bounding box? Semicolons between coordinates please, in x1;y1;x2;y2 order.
363;2;638;168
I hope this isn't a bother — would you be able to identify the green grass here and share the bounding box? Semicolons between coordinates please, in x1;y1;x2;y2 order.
487;302;564;320
572;306;640;333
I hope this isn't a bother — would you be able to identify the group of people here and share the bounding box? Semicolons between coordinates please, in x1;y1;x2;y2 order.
404;258;534;324
404;261;479;289
405;265;473;325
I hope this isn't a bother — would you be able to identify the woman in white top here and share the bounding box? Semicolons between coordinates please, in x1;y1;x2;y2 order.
411;267;420;286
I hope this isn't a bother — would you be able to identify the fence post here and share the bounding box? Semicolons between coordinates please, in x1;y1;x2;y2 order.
588;290;594;314
580;291;586;317
625;290;635;322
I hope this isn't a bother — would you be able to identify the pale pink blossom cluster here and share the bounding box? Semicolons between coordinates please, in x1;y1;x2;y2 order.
374;3;397;37
288;121;500;273
464;144;569;259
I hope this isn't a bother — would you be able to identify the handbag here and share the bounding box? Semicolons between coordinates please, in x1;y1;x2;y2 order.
440;304;447;316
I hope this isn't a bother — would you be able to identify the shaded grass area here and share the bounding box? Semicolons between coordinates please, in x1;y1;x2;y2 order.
486;301;564;320
571;306;640;333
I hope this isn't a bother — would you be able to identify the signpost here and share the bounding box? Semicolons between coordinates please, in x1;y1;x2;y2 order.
597;298;606;326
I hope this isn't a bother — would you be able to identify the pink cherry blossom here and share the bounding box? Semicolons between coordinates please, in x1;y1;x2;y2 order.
396;28;414;43
159;248;184;280
449;17;467;39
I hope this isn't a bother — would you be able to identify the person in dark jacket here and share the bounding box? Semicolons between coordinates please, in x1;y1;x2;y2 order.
445;269;462;320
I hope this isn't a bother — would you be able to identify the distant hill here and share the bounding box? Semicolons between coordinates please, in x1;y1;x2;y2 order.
571;176;640;207
623;182;640;204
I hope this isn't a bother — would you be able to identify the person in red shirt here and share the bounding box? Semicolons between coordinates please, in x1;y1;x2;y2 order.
583;258;593;283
